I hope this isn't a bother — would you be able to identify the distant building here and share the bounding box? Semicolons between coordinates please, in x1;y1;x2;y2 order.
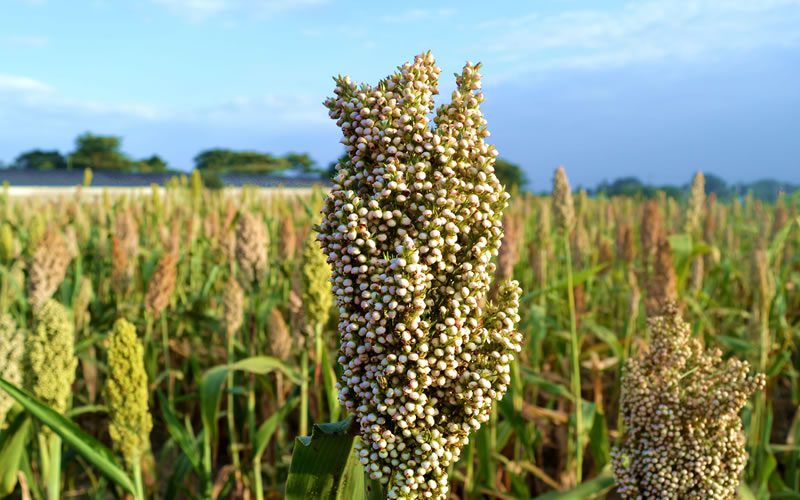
0;169;329;188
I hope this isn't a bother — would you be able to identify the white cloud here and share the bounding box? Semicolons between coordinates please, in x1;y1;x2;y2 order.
0;72;325;129
0;73;164;120
0;74;51;93
482;0;800;81
151;0;328;21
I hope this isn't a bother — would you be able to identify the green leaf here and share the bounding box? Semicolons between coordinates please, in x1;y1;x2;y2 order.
522;264;608;300
534;469;615;499
285;416;366;500
159;392;206;479
0;410;30;497
200;356;300;445
0;376;135;494
254;396;299;459
321;346;341;422
583;319;623;359
521;367;574;401
768;216;797;261
588;410;610;472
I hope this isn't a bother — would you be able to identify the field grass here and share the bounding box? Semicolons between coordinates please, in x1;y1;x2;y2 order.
0;180;798;499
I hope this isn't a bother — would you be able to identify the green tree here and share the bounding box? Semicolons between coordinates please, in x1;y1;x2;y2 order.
194;148;291;173
14;150;67;170
493;158;527;191
68;133;132;171
285;152;316;172
138;155;168;172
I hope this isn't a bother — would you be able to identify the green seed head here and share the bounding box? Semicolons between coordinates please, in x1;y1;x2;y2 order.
301;231;332;331
25;300;77;416
105;318;153;467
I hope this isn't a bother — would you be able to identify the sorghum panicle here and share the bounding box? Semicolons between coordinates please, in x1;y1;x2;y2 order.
685;171;705;236
319;53;522;499
105;318;153;467
28;228;73;310
268;308;292;361
235;212;269;288
144;251;178;317
613;302;765;499
222;274;244;338
0;314;23;425
25;299;77;416
552;166;575;234
300;231;333;331
640;199;663;270
645;235;678;316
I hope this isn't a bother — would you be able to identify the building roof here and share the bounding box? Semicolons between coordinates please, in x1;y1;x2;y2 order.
0;169;329;188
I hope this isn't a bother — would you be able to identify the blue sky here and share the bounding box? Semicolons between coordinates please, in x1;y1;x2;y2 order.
1;0;798;189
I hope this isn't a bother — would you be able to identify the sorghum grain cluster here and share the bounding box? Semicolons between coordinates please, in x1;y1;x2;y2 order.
612;302;765;498
318;53;522;499
105;318;152;467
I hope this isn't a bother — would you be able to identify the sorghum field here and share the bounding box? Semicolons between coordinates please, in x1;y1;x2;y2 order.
1;55;799;499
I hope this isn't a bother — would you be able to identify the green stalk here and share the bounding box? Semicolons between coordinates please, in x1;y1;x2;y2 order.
133;458;145;500
253;454;264;500
226;334;242;481
314;323;324;421
160;314;173;407
749;298;771;480
47;434;61;500
564;235;583;484
299;349;309;437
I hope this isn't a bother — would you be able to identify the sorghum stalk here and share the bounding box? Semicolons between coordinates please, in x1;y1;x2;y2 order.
222;274;244;478
319;53;521;499
145;251;178;404
552;165;583;484
613;302;765;498
300;229;333;382
749;249;774;480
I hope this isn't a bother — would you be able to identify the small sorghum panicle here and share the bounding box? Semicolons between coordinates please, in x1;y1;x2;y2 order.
300;231;333;331
552;166;575;234
318;53;522;499
0;314;24;425
235;212;268;288
612;302;765;499
222;274;245;338
684;171;705;236
105;319;153;468
28;228;73;310
268;307;292;361
25;299;77;416
145;251;178;317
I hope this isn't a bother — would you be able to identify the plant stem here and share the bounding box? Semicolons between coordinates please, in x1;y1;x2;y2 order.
47;434;61;500
565;235;583;484
133;458;145;500
226;334;242;482
160;314;173;407
253;452;264;500
300;349;309;437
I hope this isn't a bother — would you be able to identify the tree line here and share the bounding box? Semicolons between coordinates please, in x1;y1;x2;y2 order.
2;132;794;200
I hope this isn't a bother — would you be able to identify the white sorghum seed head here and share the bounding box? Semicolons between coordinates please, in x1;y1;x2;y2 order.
0;314;23;426
319;52;522;500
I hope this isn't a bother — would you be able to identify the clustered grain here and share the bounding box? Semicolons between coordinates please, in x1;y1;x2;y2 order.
612;302;765;499
318;52;522;499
